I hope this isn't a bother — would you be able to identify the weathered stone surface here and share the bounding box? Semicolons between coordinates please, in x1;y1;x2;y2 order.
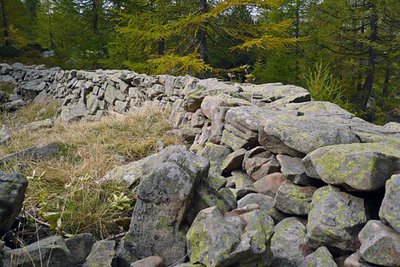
59;102;89;123
1;99;25;111
3;236;72;267
270;217;308;267
22;119;54;132
359;220;400;267
221;148;246;174
83;240;116;267
131;256;165;267
275;182;317;216
187;205;274;267
384;122;400;132
243;147;280;180
307;186;367;251
226;171;255;199
119;146;209;266
260;114;360;156
198;143;231;190
237;193;286;223
0;172;28;234
303;143;400;191
65;233;96;266
379;174;400;233
276;154;316;185
0;124;10;145
0;142;60;164
253;172;287;197
299;246;337;267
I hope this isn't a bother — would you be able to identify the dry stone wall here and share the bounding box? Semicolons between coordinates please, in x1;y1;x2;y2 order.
2;62;400;266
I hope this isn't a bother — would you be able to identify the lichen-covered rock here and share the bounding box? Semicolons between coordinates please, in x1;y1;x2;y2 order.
275;182;317;216
379;174;400;233
243;146;280;181
83;240;116;267
0;172;28;234
270;217;308;267
306;186;367;251
303;143;400;191
221;148;246;174
299;246;337;267
118;146;209;266
260;114;359;156
3;236;72;267
359;220;400;267
187;205;274;267
198;143;231;190
226;171;255;200
237;193;286;223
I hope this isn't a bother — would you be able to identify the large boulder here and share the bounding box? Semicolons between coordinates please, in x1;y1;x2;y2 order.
65;233;96;266
358;220;400;267
3;236;72;267
259;114;359;156
0;172;28;234
186;205;274;267
379;174;400;233
303;143;400;191
270;217;308;267
306;186;366;251
118;146;209;266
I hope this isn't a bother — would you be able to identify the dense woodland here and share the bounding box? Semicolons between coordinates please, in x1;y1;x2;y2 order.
0;0;399;123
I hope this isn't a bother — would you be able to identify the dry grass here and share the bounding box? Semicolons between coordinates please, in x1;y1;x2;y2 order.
0;106;181;238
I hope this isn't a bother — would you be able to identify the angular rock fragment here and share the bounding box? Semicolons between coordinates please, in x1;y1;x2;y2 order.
270;217;308;267
306;186;367;251
0;172;28;234
221;148;246;174
3;236;72;267
379;174;400;233
118;146;209;266
237;193;286;223
299;246;337;267
187;205;274;267
359;220;400;267
83;240;116;267
275;182;317;216
303;143;400;191
65;233;96;266
253;172;287;197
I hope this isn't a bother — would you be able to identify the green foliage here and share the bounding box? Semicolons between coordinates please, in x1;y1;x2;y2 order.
303;62;356;113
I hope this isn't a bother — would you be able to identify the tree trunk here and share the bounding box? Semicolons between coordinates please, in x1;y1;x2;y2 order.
198;0;208;62
92;0;100;34
362;8;378;108
382;58;391;97
158;38;165;56
0;0;11;47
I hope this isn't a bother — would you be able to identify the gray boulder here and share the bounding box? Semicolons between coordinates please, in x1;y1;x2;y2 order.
65;233;96;266
275;182;317;216
221;148;246;175
379;174;400;233
299;246;337;267
359;220;400;267
0;172;28;234
118;146;209;266
83;240;116;267
303;143;400;191
270;217;308;267
259;114;359;156
237;193;286;223
3;236;72;267
277;154;315;185
187;205;274;267
0;125;10;145
306;186;367;251
0;142;60;165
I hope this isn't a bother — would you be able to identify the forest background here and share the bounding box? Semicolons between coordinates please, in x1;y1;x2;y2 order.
0;0;399;123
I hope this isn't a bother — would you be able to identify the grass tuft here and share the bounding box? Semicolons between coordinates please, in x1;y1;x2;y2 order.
0;106;181;239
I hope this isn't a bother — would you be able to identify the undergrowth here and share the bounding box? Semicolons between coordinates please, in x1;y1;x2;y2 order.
0;107;181;239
